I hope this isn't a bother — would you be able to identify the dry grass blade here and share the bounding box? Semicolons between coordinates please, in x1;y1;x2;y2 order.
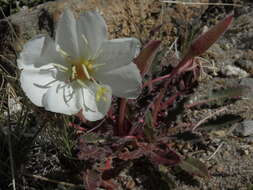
160;0;242;7
6;87;16;190
24;174;84;188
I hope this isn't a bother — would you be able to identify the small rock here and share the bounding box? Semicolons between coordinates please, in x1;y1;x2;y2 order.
234;120;253;137
235;58;253;75
221;65;249;78
237;148;249;155
245;136;253;144
240;78;253;97
223;151;230;158
212;130;226;137
216;165;224;173
237;145;251;156
245;150;250;155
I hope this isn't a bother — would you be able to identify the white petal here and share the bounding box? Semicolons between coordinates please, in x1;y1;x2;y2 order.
42;82;82;115
95;63;142;99
18;35;64;71
80;83;112;121
20;69;57;106
77;11;107;58
95;38;140;72
55;9;79;57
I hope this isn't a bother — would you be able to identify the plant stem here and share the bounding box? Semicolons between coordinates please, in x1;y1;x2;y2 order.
7;91;16;190
117;98;127;136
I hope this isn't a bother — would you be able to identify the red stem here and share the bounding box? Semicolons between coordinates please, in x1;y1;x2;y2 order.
161;92;181;110
143;56;193;88
117;98;127;136
152;89;165;126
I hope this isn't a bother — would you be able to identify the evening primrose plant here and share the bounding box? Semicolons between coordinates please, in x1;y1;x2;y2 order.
11;7;237;189
18;9;142;121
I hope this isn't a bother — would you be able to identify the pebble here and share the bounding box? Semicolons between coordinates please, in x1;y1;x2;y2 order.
216;165;224;173
235;58;253;75
237;148;249;156
239;77;253;97
221;65;249;78
245;136;253;144
234;120;253;137
223;151;230;158
237;145;252;156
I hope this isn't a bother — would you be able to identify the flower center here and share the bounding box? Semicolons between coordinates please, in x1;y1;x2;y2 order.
55;44;108;102
69;59;94;81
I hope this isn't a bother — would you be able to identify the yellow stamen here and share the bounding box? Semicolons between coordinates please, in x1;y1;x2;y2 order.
71;66;77;80
92;63;106;69
56;45;70;59
55;46;101;86
53;63;68;71
90;48;103;60
82;64;90;80
76;79;87;87
96;86;108;102
87;63;93;70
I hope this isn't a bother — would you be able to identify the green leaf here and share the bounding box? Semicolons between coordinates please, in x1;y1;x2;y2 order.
247;184;253;190
81;133;105;144
187;86;250;107
207;86;249;106
200;114;242;133
144;110;155;143
179;157;209;178
159;165;176;189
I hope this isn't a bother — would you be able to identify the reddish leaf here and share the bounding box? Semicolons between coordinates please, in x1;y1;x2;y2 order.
179;157;209;178
134;40;161;76
150;146;181;166
152;89;165;126
187;14;233;57
169;56;194;79
83;170;101;190
78;143;111;161
101;179;118;190
169;14;233;79
161;92;181;110
99;157;113;171
118;148;145;161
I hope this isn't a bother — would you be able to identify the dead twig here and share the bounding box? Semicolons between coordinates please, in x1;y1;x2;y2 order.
160;0;242;7
192;107;227;131
24;174;84;188
7;87;16;190
207;141;224;161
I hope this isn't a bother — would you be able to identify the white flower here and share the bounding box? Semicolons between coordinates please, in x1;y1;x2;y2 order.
18;9;142;121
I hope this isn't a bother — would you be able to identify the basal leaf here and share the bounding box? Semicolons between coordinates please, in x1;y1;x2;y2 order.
134;40;161;76
144;110;155;142
78;143;111;161
118;148;145;161
179;157;209;178
150;145;181;166
83;169;101;190
186;86;250;108
188;14;233;57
